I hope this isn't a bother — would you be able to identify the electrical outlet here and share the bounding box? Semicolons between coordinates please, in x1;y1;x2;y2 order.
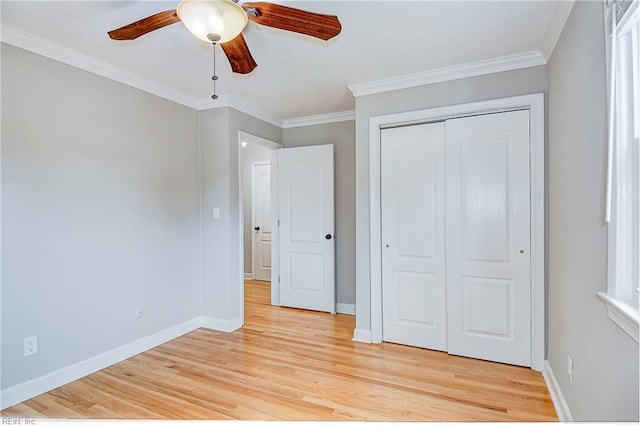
567;356;573;383
135;309;144;319
24;336;38;357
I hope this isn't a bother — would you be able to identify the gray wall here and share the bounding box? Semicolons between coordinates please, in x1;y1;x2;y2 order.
199;107;232;319
1;42;284;394
354;66;548;334
242;144;271;275
199;107;282;321
547;1;639;421
1;45;202;389
283;121;356;305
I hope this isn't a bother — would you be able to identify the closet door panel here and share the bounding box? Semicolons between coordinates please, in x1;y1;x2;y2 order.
445;110;531;367
381;122;447;351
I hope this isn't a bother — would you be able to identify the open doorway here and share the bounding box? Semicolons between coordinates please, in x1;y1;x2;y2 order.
242;149;271;282
238;132;337;321
238;131;282;314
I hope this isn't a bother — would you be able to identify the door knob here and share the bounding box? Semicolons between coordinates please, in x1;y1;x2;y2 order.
254;226;260;231
325;234;332;240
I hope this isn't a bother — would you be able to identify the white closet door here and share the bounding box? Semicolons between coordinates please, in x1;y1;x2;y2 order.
381;122;447;350
445;110;531;367
277;145;335;313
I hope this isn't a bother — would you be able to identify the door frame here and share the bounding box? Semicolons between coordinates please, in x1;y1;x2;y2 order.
238;131;282;316
251;160;272;282
368;93;545;371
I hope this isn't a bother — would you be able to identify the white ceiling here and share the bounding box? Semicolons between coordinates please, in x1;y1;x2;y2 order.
1;1;560;122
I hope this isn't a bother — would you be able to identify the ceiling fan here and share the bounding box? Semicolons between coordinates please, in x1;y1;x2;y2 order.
107;0;342;75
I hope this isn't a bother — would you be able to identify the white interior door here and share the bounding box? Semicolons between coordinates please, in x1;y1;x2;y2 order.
276;145;335;313
445;110;531;367
381;123;447;351
252;161;272;282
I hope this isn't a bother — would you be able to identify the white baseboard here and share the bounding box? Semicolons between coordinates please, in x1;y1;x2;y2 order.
244;273;254;280
0;318;201;410
336;303;356;315
200;316;243;333
352;328;373;343
542;359;574;422
0;315;246;410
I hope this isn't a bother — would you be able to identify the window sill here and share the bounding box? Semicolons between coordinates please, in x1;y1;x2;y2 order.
597;292;639;343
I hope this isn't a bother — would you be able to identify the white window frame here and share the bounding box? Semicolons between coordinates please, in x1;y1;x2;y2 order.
599;0;640;343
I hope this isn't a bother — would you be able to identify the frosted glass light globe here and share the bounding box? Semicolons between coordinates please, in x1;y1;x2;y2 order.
177;0;248;43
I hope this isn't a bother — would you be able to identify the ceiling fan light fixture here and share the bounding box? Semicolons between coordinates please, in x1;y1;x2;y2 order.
177;0;248;44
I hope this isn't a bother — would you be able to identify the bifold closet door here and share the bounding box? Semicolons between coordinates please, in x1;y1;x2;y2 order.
381;122;447;351
445;110;531;367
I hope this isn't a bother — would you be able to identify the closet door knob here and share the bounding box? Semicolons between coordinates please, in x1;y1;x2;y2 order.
325;234;332;240
254;226;260;231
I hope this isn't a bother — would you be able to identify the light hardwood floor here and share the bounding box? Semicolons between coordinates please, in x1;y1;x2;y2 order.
2;280;558;421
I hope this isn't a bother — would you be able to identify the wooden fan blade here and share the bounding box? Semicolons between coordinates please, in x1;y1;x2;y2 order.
242;2;341;41
221;33;258;74
108;10;180;40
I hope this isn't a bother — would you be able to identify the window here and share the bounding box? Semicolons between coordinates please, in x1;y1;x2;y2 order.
600;0;640;342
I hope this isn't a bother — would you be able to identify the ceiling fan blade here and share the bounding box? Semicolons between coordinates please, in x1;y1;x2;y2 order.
221;33;258;74
242;2;341;41
108;10;180;40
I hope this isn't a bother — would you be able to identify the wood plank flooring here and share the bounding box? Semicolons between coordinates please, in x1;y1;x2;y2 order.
2;280;558;421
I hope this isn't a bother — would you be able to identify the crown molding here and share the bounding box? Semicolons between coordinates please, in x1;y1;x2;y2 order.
228;95;283;127
347;50;547;98
282;110;355;128
0;24;291;126
1;24;551;129
0;24;355;129
199;95;285;128
541;0;575;62
0;24;204;110
198;96;355;129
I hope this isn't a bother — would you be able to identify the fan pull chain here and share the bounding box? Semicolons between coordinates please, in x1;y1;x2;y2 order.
211;41;219;100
